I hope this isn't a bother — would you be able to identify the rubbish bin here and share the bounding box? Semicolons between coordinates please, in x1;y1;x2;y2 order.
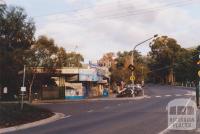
103;88;109;97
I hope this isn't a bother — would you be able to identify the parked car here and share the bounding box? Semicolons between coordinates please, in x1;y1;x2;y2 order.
116;87;134;97
116;84;143;97
134;84;143;96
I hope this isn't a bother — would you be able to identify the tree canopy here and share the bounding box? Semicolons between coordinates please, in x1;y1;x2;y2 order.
0;5;84;98
148;36;197;84
0;5;35;92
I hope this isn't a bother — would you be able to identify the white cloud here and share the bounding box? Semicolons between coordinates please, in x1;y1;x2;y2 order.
35;0;200;62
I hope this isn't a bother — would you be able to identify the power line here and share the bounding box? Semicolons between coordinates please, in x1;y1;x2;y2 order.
35;0;196;25
147;66;171;74
34;0;193;18
147;48;200;74
33;0;147;18
97;0;194;20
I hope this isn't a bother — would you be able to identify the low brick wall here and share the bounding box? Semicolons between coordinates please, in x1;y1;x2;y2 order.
42;87;59;100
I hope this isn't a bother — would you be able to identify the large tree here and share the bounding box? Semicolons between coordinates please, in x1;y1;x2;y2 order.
102;50;147;86
30;35;58;67
0;5;35;95
149;36;182;84
174;48;195;83
24;36;85;101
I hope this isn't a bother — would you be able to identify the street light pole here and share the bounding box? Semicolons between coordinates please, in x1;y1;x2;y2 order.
131;34;158;90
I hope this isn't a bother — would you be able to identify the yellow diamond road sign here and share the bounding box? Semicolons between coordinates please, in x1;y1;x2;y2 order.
130;75;135;81
198;70;200;77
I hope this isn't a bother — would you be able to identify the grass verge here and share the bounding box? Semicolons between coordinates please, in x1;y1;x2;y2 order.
0;103;54;128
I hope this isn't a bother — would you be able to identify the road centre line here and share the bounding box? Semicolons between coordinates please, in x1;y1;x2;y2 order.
155;96;161;98
165;95;171;97
87;110;94;113
175;94;182;96
184;93;192;96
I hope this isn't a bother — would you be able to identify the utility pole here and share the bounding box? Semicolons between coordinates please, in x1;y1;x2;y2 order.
21;65;26;110
141;66;144;84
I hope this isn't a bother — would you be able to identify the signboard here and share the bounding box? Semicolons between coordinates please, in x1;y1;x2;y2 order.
21;87;26;92
3;87;7;94
130;75;135;81
198;70;200;77
65;83;84;99
79;69;99;81
128;64;135;72
61;68;79;74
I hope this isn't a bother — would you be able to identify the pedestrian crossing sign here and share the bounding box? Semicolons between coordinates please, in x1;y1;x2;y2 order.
130;75;135;81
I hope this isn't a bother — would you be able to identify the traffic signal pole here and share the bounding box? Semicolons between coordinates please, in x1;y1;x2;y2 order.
131;35;158;96
131;51;134;85
196;81;199;107
196;53;200;107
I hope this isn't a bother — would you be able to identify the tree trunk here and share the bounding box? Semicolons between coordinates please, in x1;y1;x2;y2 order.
29;74;36;103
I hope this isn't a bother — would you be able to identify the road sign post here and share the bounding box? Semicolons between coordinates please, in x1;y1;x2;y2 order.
197;81;200;107
128;64;135;85
21;65;26;110
197;55;200;107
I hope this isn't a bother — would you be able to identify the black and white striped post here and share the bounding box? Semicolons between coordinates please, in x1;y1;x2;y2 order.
196;53;200;107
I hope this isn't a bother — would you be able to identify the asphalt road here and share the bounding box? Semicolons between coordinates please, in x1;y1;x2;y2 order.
7;85;199;134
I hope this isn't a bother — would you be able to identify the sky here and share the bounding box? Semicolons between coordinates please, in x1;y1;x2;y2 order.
4;0;200;62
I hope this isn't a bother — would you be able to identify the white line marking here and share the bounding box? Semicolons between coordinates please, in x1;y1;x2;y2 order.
158;98;192;134
155;96;161;98
117;104;121;106
61;115;72;119
165;95;171;97
196;128;200;132
184;93;192;96
175;94;182;96
145;96;151;99
87;109;94;113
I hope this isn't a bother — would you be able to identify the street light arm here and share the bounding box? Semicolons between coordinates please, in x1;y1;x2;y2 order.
133;36;155;50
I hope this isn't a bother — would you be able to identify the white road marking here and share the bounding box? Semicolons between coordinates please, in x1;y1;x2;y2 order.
155;96;161;98
184;93;192;96
165;95;171;97
196;129;200;132
175;94;182;96
145;96;151;99
117;104;121;106
187;91;195;96
61;115;72;119
158;98;192;134
87;110;94;113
